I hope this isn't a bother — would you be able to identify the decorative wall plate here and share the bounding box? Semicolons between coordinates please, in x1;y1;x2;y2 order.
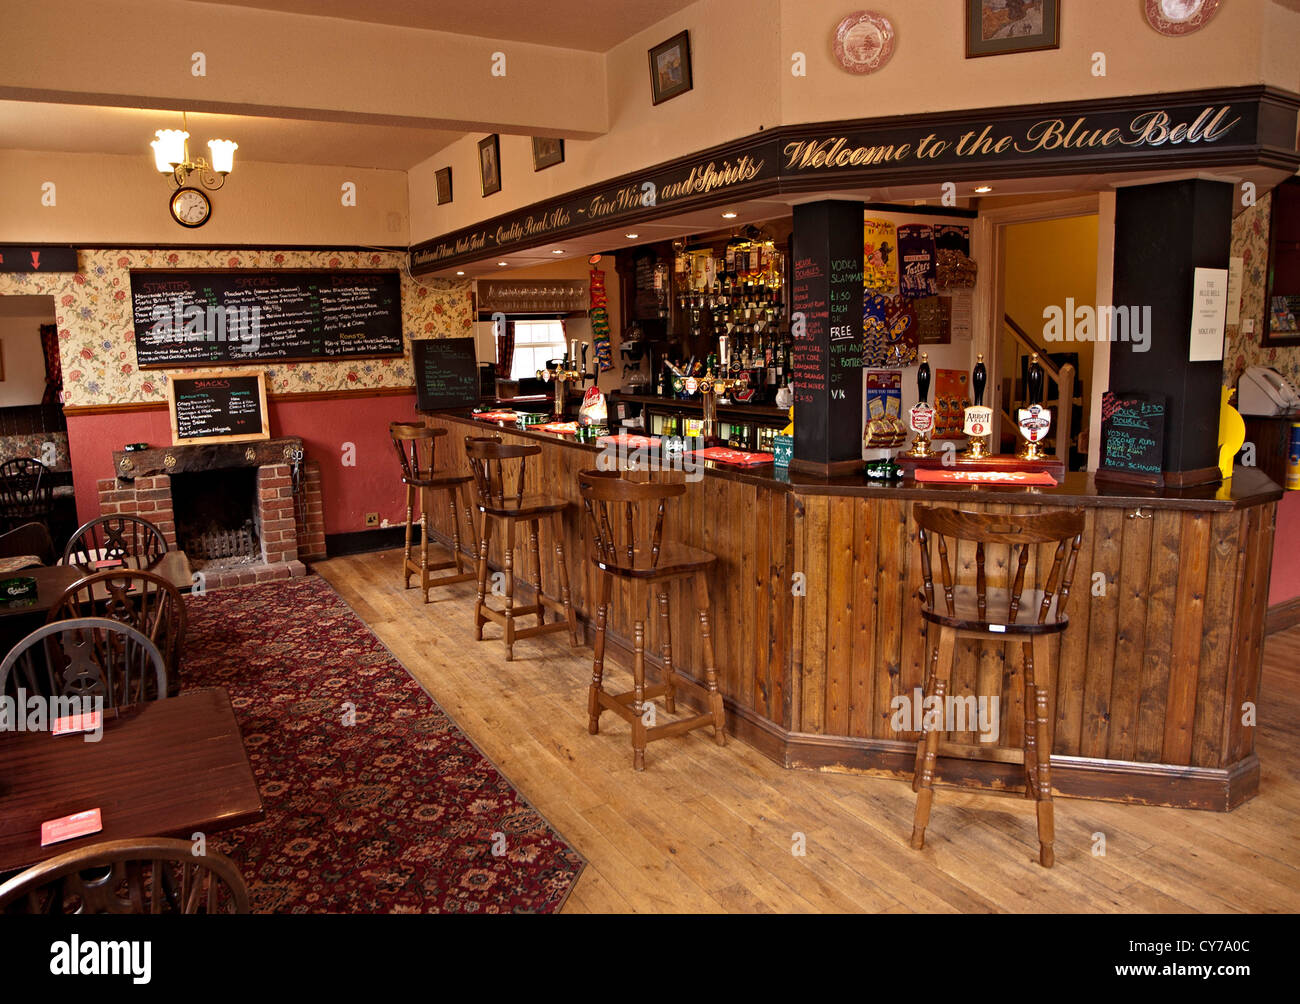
1143;0;1220;36
832;11;896;74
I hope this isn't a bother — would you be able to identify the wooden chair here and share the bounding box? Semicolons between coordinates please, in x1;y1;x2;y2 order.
46;570;187;698
578;469;726;770
390;422;478;602
62;514;168;571
0;521;56;566
0;617;167;710
909;505;1085;867
464;437;578;661
0;837;250;914
0;457;54;534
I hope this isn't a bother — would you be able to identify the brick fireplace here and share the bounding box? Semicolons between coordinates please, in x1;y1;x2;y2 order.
98;437;325;589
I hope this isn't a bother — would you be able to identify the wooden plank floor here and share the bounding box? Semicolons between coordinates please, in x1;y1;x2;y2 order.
314;549;1300;913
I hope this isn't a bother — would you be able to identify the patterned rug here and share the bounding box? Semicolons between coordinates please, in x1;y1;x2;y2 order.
183;575;584;913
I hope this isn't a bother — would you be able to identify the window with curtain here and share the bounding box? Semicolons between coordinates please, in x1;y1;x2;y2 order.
509;319;568;381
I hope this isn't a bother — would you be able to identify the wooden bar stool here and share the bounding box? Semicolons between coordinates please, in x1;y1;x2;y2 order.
909;505;1085;867
578;469;726;771
464;438;578;661
389;422;477;602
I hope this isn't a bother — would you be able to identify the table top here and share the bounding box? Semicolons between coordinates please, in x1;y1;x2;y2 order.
0;551;193;620
0;687;263;874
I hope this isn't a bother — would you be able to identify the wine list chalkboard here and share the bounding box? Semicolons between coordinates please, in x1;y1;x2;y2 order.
413;337;480;411
1096;390;1166;487
130;269;404;369
167;370;271;446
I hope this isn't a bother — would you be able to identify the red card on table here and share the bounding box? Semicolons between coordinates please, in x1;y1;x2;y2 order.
690;447;775;467
52;710;102;736
41;808;103;847
913;469;1058;486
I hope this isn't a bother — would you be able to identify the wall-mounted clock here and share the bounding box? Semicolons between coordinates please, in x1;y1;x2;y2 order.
169;186;212;228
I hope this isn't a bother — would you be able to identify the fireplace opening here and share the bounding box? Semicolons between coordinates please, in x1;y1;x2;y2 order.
171;468;260;570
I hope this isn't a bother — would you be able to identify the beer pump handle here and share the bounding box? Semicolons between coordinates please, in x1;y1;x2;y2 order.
1027;352;1043;407
917;352;931;405
972;353;986;407
581;342;589;374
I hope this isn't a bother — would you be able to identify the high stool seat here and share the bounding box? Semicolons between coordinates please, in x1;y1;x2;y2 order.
464;438;578;661
909;505;1085;868
390;422;478;602
578;469;726;771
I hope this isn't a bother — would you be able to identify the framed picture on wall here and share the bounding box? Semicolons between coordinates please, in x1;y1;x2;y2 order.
532;137;565;171
435;167;453;205
648;30;692;105
965;0;1060;58
478;135;501;197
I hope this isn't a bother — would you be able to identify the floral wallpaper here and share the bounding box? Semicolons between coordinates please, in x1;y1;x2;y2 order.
0;249;472;408
1225;191;1300;389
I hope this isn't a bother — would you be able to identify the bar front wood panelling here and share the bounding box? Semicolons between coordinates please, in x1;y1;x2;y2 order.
421;416;1275;809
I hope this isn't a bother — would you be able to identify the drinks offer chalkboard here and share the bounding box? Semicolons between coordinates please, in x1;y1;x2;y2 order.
167;370;270;445
413;337;480;411
1096;390;1166;487
130;270;404;369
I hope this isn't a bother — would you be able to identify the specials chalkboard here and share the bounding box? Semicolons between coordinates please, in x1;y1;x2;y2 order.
413;338;480;411
1096;390;1166;487
167;370;271;446
130;269;404;369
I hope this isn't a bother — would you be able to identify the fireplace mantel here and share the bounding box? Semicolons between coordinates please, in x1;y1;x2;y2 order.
113;437;304;481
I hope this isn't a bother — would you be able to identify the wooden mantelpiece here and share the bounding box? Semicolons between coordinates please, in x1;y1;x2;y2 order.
112;436;303;481
423;413;1279;810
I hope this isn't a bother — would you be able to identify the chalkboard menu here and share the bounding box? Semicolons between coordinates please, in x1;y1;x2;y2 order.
130;269;404;369
1096;390;1166;487
790;201;864;473
167;370;270;445
413;337;480;411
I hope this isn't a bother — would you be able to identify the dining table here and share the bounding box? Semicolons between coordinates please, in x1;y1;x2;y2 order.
0;686;264;875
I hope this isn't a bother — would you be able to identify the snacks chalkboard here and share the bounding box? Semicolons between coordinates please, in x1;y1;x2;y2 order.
130;269;404;369
1096;390;1166;487
413;337;480;411
167;370;270;445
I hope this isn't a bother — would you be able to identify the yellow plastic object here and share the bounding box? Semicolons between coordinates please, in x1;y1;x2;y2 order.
1218;386;1246;480
780;407;794;436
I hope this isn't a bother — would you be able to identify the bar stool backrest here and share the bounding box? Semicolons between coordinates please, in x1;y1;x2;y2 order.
389;422;445;483
578;470;685;568
913;506;1086;626
464;437;537;509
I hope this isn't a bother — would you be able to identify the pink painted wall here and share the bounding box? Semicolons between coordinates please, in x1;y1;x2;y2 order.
67;393;422;539
1270;492;1300;608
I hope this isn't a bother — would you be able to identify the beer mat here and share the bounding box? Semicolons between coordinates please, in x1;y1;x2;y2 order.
689;447;776;466
913;469;1058;486
41;808;103;847
0;556;42;575
595;433;662;448
535;421;579;435
473;410;518;422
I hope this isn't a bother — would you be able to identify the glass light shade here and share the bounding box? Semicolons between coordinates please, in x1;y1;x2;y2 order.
207;139;238;175
151;129;188;172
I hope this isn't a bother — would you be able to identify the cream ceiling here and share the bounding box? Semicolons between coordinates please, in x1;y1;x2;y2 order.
184;0;697;52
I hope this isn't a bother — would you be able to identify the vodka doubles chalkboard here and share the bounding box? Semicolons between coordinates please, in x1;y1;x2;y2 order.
413;338;480;411
167;370;271;445
1096;390;1166;487
130;269;404;369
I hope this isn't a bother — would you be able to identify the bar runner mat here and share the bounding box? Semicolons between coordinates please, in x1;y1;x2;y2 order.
596;433;662;448
689;446;776;466
535;421;579;435
472;410;519;422
913;469;1059;486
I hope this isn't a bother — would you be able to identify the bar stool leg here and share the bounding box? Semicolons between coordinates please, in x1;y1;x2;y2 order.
914;626;942;792
419;485;432;602
402;484;415;590
552;513;578;647
462;483;478;561
691;572;726;746
504;518;517;661
1021;640;1039;801
447;486;466;575
474;512;493;641
528;518;545;626
911;624;956;851
1030;634;1055;868
589;573;612;735
631;609;648;772
658;586;676;715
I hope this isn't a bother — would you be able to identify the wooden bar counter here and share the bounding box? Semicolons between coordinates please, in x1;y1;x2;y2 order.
424;413;1280;810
